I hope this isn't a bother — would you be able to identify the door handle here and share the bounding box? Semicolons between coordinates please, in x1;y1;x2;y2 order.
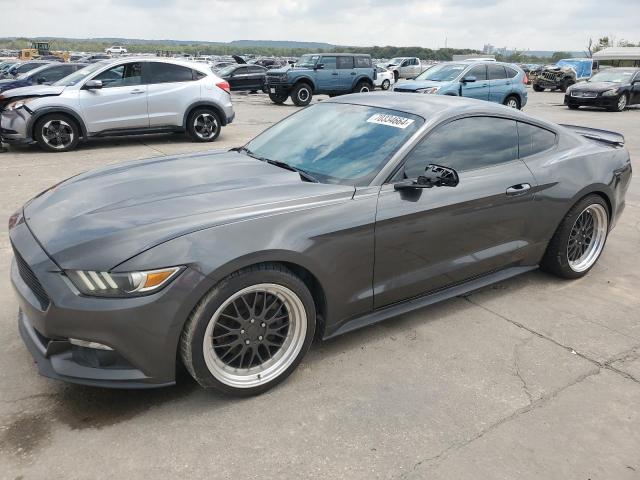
506;183;531;196
130;89;145;94
332;73;339;76
350;72;356;75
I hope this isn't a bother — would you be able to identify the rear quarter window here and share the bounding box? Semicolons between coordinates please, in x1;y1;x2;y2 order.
518;122;556;158
355;57;372;68
505;67;518;78
337;56;355;69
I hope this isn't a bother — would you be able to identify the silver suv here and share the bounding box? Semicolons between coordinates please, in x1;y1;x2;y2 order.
0;57;234;152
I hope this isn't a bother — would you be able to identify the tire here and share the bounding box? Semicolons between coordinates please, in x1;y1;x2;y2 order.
180;263;316;396
186;108;221;142
532;84;544;92
34;113;80;152
610;93;628;112
541;194;609;279
381;79;391;90
503;95;521;110
393;70;399;82
291;83;313;106
568;104;580;110
268;91;288;104
353;80;372;93
560;79;574;93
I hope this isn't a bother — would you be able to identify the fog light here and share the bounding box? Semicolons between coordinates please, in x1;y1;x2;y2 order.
69;338;113;351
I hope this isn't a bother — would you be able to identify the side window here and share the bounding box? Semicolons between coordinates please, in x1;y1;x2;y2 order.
401;117;518;178
192;69;206;80
412;58;419;66
337;56;354;69
355;57;371;68
148;62;196;83
93;62;143;88
400;60;409;67
517;122;556;158
247;66;263;74
320;56;337;69
39;66;73;82
488;64;507;80
505;67;518;78
466;64;487;80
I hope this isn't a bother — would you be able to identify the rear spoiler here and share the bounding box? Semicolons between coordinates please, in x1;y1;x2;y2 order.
560;124;625;147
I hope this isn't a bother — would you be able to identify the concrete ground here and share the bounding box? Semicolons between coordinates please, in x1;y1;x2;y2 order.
0;90;639;480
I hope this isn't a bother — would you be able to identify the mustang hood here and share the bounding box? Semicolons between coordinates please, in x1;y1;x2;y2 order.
23;151;355;270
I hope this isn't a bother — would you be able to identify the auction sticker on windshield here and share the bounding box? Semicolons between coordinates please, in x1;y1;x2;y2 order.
367;113;415;129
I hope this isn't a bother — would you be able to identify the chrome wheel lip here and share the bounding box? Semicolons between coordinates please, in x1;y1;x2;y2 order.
42;120;74;149
567;204;608;273
203;283;307;388
193;113;218;139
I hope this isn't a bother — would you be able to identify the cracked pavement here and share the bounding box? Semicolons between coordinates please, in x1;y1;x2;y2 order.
0;91;639;479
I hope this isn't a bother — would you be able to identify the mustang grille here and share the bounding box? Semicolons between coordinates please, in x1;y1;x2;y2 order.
12;246;50;310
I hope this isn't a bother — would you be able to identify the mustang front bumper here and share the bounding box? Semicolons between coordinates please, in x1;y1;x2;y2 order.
10;219;209;389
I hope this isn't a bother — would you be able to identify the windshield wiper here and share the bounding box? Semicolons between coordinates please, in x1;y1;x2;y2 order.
232;146;319;183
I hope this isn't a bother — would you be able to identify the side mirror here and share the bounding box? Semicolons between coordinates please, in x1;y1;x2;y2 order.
315;63;324;70
462;75;477;83
84;79;103;90
36;76;47;84
394;164;459;191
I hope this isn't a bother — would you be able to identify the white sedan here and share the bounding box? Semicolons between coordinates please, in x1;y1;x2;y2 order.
374;65;395;90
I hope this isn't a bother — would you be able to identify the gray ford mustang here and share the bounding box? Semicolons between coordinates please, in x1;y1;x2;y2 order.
9;93;632;395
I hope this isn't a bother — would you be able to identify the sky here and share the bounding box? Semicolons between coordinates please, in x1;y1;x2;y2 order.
0;0;638;51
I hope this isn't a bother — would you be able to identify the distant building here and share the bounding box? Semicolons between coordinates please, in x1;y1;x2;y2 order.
593;47;640;66
452;54;496;61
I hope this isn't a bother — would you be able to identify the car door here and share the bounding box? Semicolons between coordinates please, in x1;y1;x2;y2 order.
373;116;538;308
316;56;338;91
246;65;267;90
229;65;250;90
460;64;489;100
409;58;422;77
337;56;356;91
79;61;148;133
487;64;511;103
145;62;202;127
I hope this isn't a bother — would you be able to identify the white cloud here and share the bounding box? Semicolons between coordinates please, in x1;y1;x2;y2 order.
0;0;637;51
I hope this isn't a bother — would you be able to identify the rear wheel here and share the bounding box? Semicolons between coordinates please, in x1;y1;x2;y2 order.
180;264;316;396
353;80;372;93
503;95;521;109
34;113;80;152
541;195;609;279
186;108;220;142
291;83;312;106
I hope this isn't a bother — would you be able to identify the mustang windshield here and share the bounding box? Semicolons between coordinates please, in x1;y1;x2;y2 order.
588;70;635;83
414;63;466;82
245;103;423;186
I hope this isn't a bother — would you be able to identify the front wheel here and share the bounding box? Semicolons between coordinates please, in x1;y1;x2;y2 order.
180;264;316;396
541;195;609;279
291;83;313;106
34;114;80;152
186;108;221;142
268;91;288;104
610;93;628;112
381;79;391;90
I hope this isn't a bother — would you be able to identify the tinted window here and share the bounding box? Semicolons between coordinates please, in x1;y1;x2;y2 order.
38;65;75;82
517;122;556;158
193;69;206;80
148;62;195;83
505;66;518;78
488;64;507;80
247;66;265;74
245;103;423;186
355;56;371;68
16;63;43;74
321;56;337;69
94;62;142;88
337;56;354;69
402;117;518;177
467;64;487;80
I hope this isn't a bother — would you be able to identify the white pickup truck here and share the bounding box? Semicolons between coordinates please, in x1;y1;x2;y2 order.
105;46;128;54
384;57;422;81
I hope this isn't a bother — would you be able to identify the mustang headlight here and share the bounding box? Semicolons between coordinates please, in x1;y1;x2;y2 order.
66;267;181;297
602;89;619;96
416;86;440;94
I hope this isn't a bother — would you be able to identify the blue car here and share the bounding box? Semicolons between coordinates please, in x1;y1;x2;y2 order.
393;61;528;109
0;62;87;94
